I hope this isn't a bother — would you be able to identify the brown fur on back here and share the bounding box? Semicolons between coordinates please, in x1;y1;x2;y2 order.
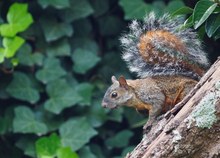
152;75;197;113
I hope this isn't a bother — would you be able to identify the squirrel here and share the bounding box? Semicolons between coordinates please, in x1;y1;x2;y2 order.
101;12;210;129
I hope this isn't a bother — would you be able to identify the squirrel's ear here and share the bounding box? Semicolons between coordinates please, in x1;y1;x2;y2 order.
118;76;128;89
111;76;118;83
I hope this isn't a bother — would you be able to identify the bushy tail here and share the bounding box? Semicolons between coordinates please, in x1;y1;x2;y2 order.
120;12;209;80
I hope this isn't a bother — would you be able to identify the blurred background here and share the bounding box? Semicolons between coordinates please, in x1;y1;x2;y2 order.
0;0;219;158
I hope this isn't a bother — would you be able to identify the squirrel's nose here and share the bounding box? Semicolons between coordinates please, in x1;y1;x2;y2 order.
102;101;108;108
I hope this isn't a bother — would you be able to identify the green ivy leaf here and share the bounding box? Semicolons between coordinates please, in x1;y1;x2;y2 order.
36;133;61;158
86;100;107;128
75;83;94;106
6;72;40;103
71;38;99;53
38;0;70;9
3;36;25;58
0;24;17;37
7;3;33;28
72;48;100;74
44;79;82;114
205;13;220;37
106;130;133;148
36;57;66;84
13;106;47;134
16;136;37;158
166;0;185;13
59;117;97;151
78;146;96;158
47;38;71;57
119;0;151;20
57;147;79;158
33;53;44;65
193;0;217;29
17;44;44;66
171;6;193;16
198;24;206;39
36;133;79;158
40;17;73;42
88;144;105;158
59;0;94;23
0;3;33;37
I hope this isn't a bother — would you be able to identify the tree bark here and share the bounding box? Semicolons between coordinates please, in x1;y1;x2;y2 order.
125;58;220;158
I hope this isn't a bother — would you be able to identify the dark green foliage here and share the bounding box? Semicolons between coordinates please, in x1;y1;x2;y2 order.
7;72;40;103
13;106;47;134
174;0;220;40
0;0;219;158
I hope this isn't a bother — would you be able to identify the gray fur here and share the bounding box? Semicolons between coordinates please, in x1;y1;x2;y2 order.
135;81;165;108
120;12;210;80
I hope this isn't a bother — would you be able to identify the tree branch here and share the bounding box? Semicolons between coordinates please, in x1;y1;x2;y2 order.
125;57;220;158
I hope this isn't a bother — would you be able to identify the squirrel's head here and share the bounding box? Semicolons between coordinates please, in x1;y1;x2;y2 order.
102;76;133;109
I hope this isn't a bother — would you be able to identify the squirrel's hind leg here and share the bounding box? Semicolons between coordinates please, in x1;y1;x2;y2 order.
173;84;185;105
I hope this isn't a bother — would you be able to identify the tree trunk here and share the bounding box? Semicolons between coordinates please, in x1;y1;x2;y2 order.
125;58;220;158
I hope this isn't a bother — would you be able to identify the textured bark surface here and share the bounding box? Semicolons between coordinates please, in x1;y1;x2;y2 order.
125;58;220;158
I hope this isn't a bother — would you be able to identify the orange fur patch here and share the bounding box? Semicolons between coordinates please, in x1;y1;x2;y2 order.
140;30;187;54
137;30;205;76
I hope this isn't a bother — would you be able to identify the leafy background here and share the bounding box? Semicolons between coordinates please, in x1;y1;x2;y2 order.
0;0;219;158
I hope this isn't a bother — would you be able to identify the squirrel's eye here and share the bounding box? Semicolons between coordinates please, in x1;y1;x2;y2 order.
111;92;118;98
